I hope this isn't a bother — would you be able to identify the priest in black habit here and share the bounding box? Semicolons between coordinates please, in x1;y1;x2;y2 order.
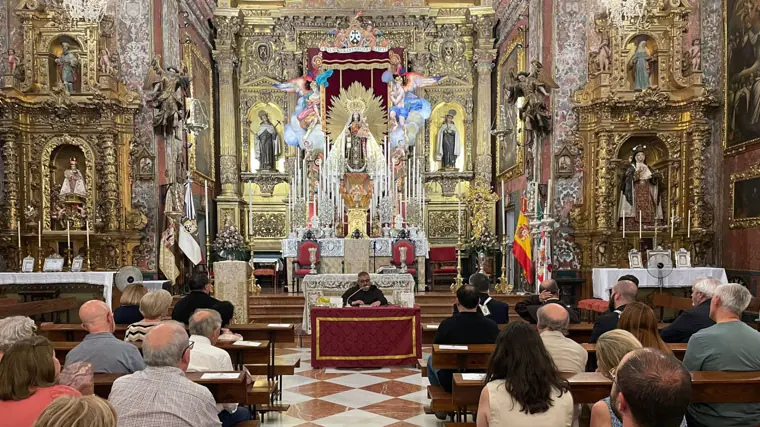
342;272;388;307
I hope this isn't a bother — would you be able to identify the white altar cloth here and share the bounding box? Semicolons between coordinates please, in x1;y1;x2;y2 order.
302;273;415;333
0;272;116;306
592;267;728;300
282;238;429;258
143;280;169;292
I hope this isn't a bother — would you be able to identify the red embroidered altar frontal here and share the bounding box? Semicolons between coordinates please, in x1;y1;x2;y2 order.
311;306;422;368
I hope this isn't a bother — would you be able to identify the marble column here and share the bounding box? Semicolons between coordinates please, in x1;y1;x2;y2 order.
213;11;242;228
471;13;497;182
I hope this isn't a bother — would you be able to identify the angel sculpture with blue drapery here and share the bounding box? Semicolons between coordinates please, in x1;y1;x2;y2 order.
274;69;334;151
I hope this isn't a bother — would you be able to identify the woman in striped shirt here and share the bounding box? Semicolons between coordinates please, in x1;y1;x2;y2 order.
124;290;173;343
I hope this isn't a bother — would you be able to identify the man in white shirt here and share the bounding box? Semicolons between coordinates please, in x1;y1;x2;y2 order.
537;303;588;373
188;309;251;427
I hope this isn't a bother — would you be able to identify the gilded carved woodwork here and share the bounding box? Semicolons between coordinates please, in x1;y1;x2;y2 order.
427;209;459;239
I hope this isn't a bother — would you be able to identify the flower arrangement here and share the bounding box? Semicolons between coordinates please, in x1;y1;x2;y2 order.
469;229;499;254
212;224;247;260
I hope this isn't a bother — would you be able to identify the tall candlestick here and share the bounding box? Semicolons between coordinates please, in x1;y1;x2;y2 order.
623;215;626;238
501;180;506;237
66;221;70;249
248;182;253;235
670;208;674;239
687;209;691;238
38;221;41;248
17;221;21;248
204;180;210;236
639;211;642;239
86;219;90;248
457;185;462;235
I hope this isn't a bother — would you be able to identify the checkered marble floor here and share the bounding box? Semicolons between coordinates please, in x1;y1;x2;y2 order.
261;347;447;427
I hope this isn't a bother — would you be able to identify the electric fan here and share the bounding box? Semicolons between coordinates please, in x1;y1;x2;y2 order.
646;251;673;293
114;266;143;292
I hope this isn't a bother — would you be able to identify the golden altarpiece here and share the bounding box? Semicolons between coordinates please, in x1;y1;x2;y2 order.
569;1;718;269
213;3;498;251
0;5;142;273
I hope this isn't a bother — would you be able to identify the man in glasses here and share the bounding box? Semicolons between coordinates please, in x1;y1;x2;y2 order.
609;348;691;427
342;271;388;307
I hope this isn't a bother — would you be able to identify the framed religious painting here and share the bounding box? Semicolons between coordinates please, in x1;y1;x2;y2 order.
628;249;643;269
729;164;760;229
725;0;760;154
674;248;691;268
183;44;215;183
495;29;526;182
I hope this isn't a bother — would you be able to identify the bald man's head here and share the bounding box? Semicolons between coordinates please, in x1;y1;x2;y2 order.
537;303;570;333
612;280;638;308
79;300;114;334
143;321;190;371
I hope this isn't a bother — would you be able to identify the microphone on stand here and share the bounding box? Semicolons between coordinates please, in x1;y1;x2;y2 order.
344;285;363;307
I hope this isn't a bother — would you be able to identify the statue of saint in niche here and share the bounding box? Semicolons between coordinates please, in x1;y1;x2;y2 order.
253;110;281;171
436;109;461;170
630;41;654;90
55;43;79;93
619;146;663;228
60;157;86;199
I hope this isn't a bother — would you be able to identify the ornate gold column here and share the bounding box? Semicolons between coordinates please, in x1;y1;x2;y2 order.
213;11;242;227
471;12;497;182
594;131;615;230
100;132;120;231
0;132;19;229
689;125;710;230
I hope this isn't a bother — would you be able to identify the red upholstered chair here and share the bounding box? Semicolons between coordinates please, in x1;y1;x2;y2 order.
291;240;319;293
391;240;418;289
577;298;609;322
429;246;457;291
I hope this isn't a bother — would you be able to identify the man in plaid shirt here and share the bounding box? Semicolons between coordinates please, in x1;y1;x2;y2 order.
108;321;221;426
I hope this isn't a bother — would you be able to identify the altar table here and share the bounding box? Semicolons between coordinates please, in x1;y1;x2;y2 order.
310;305;422;368
302;273;415;333
0;272;116;306
592;267;728;300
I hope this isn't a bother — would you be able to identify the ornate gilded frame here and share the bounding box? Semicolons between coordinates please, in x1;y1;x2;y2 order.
41;135;96;231
728;163;760;229
183;43;215;183
495;29;525;182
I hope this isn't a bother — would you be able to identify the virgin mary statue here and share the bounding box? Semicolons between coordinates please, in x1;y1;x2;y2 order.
619;146;663;227
325;83;388;178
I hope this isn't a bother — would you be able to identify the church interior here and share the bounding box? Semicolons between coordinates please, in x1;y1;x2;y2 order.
0;0;758;426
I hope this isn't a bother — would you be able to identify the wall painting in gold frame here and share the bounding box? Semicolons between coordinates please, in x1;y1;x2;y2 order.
496;29;525;181
729;163;760;229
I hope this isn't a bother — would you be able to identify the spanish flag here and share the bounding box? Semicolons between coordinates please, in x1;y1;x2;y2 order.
512;196;533;285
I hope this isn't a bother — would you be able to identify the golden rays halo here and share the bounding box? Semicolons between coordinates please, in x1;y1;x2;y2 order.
326;82;387;141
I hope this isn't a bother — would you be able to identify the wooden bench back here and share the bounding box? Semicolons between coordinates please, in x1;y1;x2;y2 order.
93;371;249;403
582;343;688;360
431;344;495;370
0;297;78;319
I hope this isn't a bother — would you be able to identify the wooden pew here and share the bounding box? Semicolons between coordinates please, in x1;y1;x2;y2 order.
93;371;275;408
451;371;760;411
583;342;688;361
0;298;19;307
0;297;78;321
53;340;270;367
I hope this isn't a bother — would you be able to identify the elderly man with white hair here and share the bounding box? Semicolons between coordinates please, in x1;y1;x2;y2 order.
0;315;36;360
108;321;221;427
684;283;760;427
660;277;720;343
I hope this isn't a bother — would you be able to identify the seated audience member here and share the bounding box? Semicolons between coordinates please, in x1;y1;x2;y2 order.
214;301;243;342
108;321;220;426
618;301;672;354
608;348;692;427
477;322;574;427
341;271;388;307
173;273;234;325
58;362;94;396
65;300;145;374
617;274;640;287
684;283;760;427
453;273;509;324
537;303;588;373
187;309;251;427
515;279;580;324
589;280;638;343
113;284;148;325
0;315;36;361
33;395;117;427
0;336;81;427
660;277;719;343
124;289;173;343
591;330;686;427
429;285;499;393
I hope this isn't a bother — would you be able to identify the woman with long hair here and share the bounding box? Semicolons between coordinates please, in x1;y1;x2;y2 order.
476;322;574;426
0;336;81;427
617;301;672;354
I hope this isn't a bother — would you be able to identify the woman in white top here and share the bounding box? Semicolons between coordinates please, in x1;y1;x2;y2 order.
123;290;172;343
477;322;574;427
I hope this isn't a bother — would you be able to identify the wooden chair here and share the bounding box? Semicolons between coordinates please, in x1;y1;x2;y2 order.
430;246;457;291
391;239;418;288
291;239;319;293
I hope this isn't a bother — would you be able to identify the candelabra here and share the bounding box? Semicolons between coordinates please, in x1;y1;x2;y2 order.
248;237;261;295
17;247;23;272
205;235;212;279
450;235;464;293
66;247;72;271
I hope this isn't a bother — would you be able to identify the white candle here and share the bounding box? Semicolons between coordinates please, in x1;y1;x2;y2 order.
248;182;253;235
38;221;41;247
622;215;626;238
204;180;210;236
687;209;691;238
639;211;642;239
66;221;70;248
17;221;21;248
248;209;253;237
670;208;674;239
86;220;90;248
457;185;462;235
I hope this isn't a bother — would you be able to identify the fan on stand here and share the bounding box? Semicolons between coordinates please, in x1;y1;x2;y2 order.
115;266;144;292
646;251;674;294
